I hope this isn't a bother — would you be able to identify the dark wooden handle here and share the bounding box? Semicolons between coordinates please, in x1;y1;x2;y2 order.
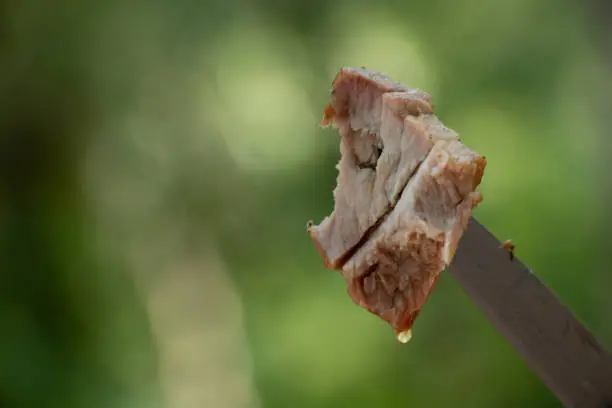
449;218;612;407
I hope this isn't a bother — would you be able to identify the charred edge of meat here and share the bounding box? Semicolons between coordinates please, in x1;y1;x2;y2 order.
335;156;425;269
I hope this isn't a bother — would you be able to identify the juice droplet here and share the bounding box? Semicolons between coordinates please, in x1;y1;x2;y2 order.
397;330;412;344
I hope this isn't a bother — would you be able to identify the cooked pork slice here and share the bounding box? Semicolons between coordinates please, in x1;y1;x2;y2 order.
341;140;485;335
307;67;486;339
308;67;459;269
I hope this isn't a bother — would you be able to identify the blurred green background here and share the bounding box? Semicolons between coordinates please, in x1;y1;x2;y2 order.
1;0;612;407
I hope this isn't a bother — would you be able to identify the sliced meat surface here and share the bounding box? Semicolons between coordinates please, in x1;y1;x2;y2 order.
307;67;486;338
308;67;459;270
342;140;485;335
